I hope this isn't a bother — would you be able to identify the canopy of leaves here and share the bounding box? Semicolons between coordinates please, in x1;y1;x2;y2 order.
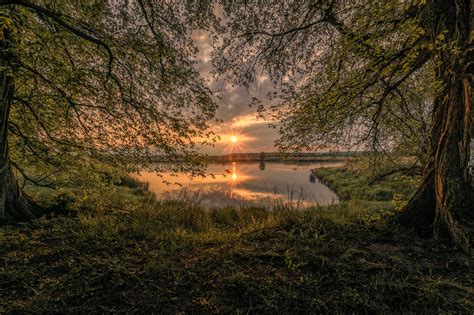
213;0;437;164
2;0;218;187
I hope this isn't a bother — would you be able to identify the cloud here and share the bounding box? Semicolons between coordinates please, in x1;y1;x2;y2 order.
192;30;282;155
230;114;276;129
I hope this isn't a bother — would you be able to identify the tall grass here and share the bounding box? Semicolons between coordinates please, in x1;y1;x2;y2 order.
7;170;472;314
42;178;393;246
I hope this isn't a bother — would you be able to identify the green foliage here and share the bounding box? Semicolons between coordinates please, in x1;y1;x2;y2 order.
214;1;437;162
2;1;220;188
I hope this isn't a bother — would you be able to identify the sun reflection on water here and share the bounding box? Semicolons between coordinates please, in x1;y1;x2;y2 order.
136;161;342;207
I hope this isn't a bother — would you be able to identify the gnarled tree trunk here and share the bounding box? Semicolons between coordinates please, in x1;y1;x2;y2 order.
0;27;44;225
399;0;473;254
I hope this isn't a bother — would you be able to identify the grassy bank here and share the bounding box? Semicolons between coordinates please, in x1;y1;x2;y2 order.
1;171;473;313
313;166;419;209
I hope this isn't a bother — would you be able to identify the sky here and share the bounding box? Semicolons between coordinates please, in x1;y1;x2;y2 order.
193;30;280;155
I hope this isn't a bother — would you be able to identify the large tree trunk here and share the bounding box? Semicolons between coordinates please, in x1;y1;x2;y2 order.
399;0;473;254
0;26;44;225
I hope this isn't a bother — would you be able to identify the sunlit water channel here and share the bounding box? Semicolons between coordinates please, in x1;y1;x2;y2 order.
137;161;343;208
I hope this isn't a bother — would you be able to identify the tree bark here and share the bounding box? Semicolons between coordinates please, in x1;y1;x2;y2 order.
399;0;474;254
0;25;44;225
398;167;436;236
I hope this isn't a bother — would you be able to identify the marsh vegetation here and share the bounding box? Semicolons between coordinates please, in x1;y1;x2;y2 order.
1;166;472;313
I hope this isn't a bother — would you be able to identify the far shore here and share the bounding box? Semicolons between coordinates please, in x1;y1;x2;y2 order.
148;152;360;163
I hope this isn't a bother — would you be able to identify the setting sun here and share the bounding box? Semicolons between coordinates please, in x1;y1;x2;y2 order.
230;135;238;143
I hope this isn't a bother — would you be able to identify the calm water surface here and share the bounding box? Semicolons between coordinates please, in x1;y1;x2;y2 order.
137;161;342;208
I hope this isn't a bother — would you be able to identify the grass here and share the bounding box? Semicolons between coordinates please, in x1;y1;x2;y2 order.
0;170;473;313
313;165;419;209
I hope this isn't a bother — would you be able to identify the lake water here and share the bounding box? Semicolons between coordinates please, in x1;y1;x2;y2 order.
137;161;342;208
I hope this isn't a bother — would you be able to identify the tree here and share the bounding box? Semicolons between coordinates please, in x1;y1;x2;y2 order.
0;0;218;224
213;1;473;252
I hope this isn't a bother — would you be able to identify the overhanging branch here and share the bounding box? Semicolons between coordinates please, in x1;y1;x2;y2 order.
1;0;115;78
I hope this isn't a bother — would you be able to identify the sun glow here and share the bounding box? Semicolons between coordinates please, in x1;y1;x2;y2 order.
220;131;252;155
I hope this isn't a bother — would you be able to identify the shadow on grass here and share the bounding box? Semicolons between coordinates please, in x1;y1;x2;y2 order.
0;173;472;313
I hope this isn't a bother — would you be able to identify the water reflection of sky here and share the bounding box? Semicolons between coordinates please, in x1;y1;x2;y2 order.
137;162;342;208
